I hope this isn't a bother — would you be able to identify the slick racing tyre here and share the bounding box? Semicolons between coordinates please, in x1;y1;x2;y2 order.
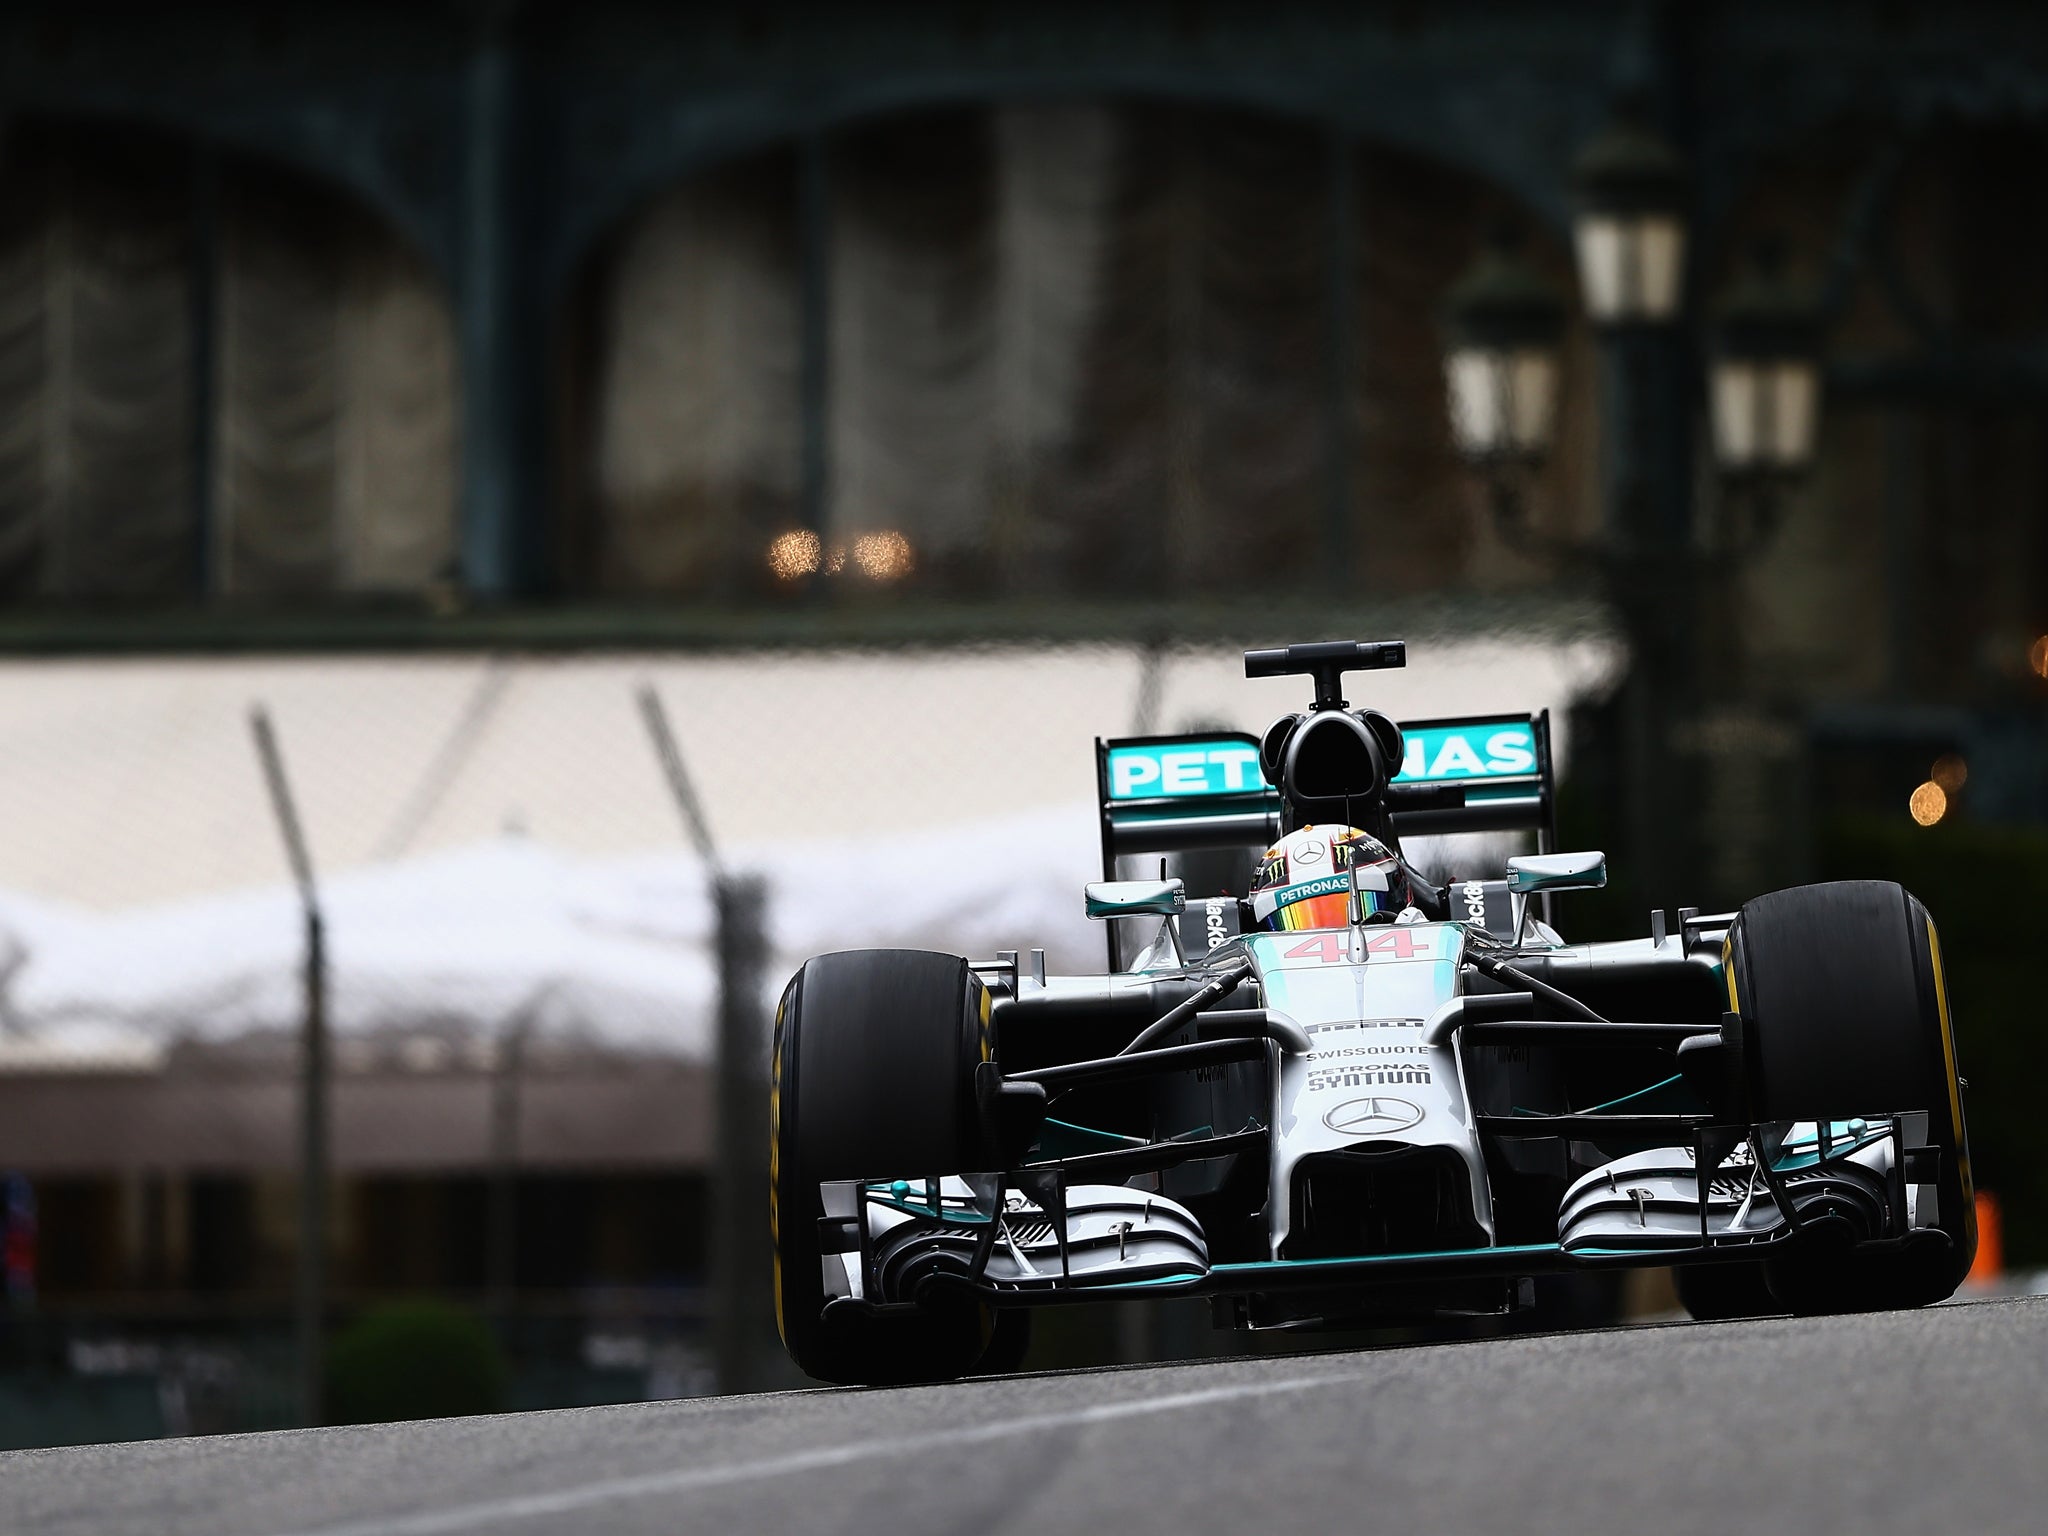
1725;880;1976;1313
771;948;1025;1385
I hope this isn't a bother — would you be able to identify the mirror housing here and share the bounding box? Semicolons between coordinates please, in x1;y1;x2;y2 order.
1506;850;1607;895
1085;878;1187;920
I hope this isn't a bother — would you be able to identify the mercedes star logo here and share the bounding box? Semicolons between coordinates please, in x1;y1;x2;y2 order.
1323;1095;1425;1137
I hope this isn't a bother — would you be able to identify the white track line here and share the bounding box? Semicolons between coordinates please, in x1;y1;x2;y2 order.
274;1367;1371;1536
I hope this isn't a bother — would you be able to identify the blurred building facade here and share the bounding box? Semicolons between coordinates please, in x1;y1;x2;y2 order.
2;7;2043;786
4;0;2048;1438
0;5;2043;682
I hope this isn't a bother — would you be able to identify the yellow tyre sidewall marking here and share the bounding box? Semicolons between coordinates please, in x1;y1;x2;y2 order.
769;997;786;1341
1924;920;1977;1245
976;980;994;1349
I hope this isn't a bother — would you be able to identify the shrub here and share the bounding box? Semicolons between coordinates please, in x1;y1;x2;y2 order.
324;1300;510;1426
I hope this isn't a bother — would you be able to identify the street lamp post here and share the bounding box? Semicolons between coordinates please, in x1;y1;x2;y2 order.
1443;231;1566;539
1571;114;1697;903
1570;109;1696;568
1709;243;1825;546
1696;242;1826;718
1441;111;1826;909
1570;115;1688;328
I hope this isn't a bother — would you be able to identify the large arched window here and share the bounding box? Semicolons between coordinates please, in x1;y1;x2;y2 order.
568;102;1586;604
0;119;459;601
573;145;803;599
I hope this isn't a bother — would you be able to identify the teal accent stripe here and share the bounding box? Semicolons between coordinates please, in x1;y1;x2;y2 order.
868;1197;991;1223
1111;799;1276;827
1074;1242;1568;1294
1209;1242;1562;1274
1038;1117;1147;1155
1515;1072;1686;1119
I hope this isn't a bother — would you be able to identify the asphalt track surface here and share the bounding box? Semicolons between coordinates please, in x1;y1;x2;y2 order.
6;1295;2045;1536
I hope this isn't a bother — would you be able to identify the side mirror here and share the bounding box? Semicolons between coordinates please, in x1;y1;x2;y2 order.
1506;851;1607;895
1084;878;1187;920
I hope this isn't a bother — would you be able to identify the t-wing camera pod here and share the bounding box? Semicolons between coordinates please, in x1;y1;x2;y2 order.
1244;639;1444;918
1245;641;1409;823
1243;639;1406;713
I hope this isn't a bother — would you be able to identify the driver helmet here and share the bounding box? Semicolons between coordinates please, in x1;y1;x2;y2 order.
1249;825;1411;931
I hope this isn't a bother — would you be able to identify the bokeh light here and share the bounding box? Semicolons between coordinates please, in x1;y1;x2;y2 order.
2030;635;2048;678
851;530;915;581
1930;753;1968;793
766;529;821;581
1908;781;1947;827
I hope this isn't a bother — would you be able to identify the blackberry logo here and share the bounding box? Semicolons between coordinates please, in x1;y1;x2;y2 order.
1462;880;1488;924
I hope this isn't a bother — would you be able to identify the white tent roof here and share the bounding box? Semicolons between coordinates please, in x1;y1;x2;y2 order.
0;638;1621;1066
0;804;1109;1065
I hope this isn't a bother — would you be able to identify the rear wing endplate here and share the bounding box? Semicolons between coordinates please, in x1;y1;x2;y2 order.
1096;711;1556;881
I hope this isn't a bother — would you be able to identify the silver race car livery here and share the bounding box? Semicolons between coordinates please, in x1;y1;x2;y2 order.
772;640;1977;1383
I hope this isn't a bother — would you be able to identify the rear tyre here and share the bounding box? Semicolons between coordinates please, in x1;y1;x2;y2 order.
771;948;1020;1385
1725;881;1976;1313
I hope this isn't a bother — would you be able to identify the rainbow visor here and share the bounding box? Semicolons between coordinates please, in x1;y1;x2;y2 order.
1251;867;1393;931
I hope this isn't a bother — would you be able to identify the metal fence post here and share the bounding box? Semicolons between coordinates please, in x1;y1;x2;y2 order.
712;874;772;1395
487;1009;531;1320
636;682;775;1393
249;705;329;1428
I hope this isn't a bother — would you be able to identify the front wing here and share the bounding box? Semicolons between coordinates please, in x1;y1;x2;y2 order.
813;1112;1954;1324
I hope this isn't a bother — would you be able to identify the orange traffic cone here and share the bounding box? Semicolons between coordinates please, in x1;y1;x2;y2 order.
1967;1190;2004;1288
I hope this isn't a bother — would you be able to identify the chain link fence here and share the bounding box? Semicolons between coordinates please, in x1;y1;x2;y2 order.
0;632;1618;1442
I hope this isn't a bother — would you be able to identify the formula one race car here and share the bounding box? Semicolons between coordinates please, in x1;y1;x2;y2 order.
770;640;1977;1384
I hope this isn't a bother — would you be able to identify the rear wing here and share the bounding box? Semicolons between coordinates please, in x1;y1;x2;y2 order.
1095;710;1556;881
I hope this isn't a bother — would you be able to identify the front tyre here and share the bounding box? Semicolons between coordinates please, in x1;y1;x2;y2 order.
1675;1261;1779;1323
1726;880;1976;1313
771;948;1016;1385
